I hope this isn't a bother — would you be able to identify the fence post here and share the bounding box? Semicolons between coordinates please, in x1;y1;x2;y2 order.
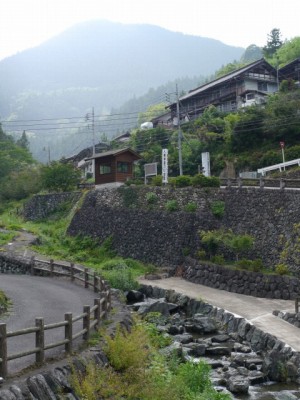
65;313;73;354
0;323;8;379
94;299;101;329
30;256;35;276
35;318;45;365
50;259;54;277
295;298;299;313
93;272;98;293
107;286;112;312
70;263;74;282
83;305;91;341
259;177;265;190
84;268;89;289
101;292;107;319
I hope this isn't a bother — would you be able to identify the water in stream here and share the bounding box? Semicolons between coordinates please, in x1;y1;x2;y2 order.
233;382;300;399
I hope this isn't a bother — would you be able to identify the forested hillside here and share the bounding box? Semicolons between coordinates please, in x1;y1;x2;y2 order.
0;20;244;161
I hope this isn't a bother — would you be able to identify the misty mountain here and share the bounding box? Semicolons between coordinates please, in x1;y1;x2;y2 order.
0;20;244;160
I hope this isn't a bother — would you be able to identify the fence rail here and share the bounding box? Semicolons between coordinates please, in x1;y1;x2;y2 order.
0;257;111;379
220;177;300;190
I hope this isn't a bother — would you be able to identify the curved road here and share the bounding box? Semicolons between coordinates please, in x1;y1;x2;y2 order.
0;275;98;375
139;277;300;351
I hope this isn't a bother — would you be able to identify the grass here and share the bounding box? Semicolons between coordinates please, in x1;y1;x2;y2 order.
71;320;231;400
0;231;16;246
0;200;152;290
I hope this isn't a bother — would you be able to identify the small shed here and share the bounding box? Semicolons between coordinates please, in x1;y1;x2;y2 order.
86;148;141;186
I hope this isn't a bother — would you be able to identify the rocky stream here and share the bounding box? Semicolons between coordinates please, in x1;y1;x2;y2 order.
130;287;300;400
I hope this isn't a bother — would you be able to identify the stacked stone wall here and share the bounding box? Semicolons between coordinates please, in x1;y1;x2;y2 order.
182;258;300;300
66;186;300;271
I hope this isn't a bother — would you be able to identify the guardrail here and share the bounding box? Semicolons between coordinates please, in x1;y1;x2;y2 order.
257;158;300;176
220;177;300;190
0;257;111;379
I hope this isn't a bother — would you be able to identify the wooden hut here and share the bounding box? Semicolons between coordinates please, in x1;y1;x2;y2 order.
86;148;141;186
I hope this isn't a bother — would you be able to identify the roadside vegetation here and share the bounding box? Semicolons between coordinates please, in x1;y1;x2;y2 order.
0;201;153;291
72;318;231;400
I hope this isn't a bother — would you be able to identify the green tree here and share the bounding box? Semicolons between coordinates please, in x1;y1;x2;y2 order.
276;37;300;67
138;103;167;125
41;161;81;192
240;44;263;63
263;28;283;58
264;89;300;144
16;130;30;150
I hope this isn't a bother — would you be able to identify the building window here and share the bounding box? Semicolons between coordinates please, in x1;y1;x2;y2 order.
117;162;129;173
258;82;268;92
99;163;112;174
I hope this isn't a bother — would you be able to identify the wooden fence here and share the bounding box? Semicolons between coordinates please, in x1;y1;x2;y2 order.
220;177;300;190
0;257;111;379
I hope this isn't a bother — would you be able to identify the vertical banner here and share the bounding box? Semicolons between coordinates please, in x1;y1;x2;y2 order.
201;152;211;177
162;148;168;184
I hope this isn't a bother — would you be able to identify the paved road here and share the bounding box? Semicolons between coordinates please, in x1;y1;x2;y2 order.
0;275;99;375
139;277;300;351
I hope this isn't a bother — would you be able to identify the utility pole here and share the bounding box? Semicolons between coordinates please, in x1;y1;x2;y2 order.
176;84;183;176
92;107;95;155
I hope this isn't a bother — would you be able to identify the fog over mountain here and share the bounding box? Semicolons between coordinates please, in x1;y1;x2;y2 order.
0;20;244;160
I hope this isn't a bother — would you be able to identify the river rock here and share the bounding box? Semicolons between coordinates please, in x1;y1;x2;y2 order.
137;299;178;316
226;375;250;394
172;333;194;344
126;290;144;303
182;342;207;357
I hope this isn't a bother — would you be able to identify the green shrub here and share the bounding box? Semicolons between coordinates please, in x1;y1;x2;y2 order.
103;268;139;291
210;200;225;218
251;258;264;272
151;175;163;186
171;175;192;188
146;191;158;204
275;263;290;275
184;202;197;212
236;258;253;270
191;174;220;187
211;255;225;264
165;200;179;212
118;186;139;208
0;290;9;309
182;247;190;256
196;250;207;260
125;178;144;186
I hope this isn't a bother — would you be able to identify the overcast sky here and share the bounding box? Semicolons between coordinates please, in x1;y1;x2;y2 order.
0;0;299;61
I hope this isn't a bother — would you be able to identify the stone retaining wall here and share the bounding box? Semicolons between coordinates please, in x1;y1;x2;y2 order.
23;192;81;221
0;254;31;274
24;186;300;272
182;258;300;300
66;186;300;271
273;310;300;328
140;284;300;383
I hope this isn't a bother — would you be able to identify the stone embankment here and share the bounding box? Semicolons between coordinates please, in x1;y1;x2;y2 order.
64;186;300;271
139;285;300;385
182;258;300;300
23;187;300;272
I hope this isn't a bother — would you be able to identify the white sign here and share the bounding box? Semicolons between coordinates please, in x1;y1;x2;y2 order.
201;152;211;177
162;149;168;184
